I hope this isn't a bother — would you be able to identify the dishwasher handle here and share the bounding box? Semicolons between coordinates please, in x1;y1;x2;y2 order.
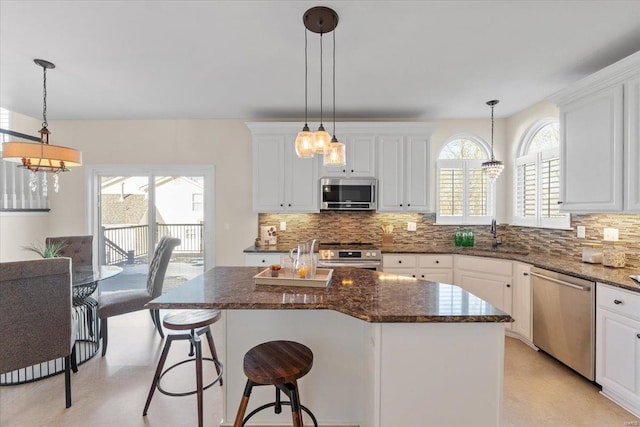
530;271;591;291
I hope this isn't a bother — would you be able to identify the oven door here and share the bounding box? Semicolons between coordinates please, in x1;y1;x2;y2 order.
317;261;381;271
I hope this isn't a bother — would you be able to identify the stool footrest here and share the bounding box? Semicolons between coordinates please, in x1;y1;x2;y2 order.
157;357;223;397
242;401;318;427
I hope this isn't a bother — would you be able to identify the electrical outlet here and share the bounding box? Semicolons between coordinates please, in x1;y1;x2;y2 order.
280;221;286;231
604;227;619;241
407;222;417;232
576;226;585;239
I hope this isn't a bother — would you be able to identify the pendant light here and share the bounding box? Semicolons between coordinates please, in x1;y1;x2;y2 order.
2;59;82;194
323;24;346;167
294;29;317;158
313;33;331;153
481;99;503;181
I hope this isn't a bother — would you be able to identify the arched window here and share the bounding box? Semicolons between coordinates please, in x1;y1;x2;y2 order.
436;135;494;225
514;119;569;228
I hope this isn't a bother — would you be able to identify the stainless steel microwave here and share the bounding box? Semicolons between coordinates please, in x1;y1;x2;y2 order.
320;178;377;211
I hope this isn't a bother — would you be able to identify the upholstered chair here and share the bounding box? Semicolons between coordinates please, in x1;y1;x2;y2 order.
0;258;78;408
46;235;94;267
98;236;181;356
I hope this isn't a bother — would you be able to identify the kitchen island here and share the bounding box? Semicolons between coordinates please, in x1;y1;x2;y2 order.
148;266;511;427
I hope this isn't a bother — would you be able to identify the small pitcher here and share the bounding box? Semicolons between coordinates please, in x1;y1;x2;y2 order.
289;239;316;278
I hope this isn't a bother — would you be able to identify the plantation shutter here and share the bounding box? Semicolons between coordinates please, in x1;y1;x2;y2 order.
437;159;464;220
540;149;563;220
515;153;537;226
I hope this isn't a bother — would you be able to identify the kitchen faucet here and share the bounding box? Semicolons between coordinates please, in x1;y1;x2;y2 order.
491;218;502;249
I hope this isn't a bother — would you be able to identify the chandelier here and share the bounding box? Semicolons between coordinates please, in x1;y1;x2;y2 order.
295;6;345;166
2;59;82;194
481;99;503;181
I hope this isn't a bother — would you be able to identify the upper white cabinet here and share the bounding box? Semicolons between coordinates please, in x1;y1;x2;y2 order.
319;134;376;178
551;51;640;212
377;124;436;212
248;123;319;213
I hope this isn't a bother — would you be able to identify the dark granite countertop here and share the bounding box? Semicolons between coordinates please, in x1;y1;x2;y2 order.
147;266;511;324
244;244;640;294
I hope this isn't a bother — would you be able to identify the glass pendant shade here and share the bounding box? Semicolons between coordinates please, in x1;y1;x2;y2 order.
323;137;346;166
294;125;317;158
481;159;504;181
314;125;331;153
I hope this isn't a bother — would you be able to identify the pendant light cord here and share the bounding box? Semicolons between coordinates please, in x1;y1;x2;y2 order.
304;28;308;126
332;28;336;137
319;33;324;127
490;103;495;161
42;65;48;129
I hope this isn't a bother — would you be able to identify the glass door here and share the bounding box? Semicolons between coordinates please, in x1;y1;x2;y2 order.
88;166;214;293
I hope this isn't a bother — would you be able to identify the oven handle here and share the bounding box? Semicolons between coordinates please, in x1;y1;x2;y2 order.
318;262;381;269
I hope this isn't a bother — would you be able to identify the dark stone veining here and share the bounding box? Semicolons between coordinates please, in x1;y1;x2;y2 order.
147;267;512;324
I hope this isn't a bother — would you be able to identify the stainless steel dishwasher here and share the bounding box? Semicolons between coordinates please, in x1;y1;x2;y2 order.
531;267;595;380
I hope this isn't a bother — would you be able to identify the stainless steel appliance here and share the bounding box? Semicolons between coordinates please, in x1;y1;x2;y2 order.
320;178;377;211
317;242;381;270
531;267;595;380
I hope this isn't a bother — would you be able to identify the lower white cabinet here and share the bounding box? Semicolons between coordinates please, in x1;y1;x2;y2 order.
244;253;281;267
454;256;513;322
382;254;453;283
512;263;532;342
596;283;640;417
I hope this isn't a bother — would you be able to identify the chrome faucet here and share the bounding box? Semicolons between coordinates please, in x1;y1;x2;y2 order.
491;218;502;249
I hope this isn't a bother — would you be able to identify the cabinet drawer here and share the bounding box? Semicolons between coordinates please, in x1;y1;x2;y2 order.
419;254;453;268
455;255;512;276
244;253;282;267
383;254;417;268
597;283;640;321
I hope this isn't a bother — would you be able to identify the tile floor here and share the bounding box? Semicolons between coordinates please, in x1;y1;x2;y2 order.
1;311;638;426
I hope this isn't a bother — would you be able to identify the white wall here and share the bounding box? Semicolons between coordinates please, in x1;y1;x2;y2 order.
1;118;257;265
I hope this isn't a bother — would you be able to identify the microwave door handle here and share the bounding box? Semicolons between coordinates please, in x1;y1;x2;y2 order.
373;185;376;203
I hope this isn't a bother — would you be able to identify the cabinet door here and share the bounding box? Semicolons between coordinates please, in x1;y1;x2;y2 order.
513;263;532;341
596;308;640;398
284;139;319;212
455;270;512;315
382;267;417;278
377;136;404;211
625;74;640;212
405;136;430;212
253;136;285;212
348;135;377;177
560;85;624;211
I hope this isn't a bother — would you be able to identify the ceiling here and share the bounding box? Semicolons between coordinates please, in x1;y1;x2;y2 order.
1;1;640;121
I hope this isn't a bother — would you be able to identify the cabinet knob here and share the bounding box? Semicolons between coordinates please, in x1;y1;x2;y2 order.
412;274;416;278
288;203;291;207
557;201;563;204
637;334;640;339
523;272;529;276
280;204;284;207
400;204;403;207
421;274;425;278
398;260;402;264
506;284;511;288
351;169;354;173
262;259;266;263
614;299;623;305
342;169;346;173
435;260;439;264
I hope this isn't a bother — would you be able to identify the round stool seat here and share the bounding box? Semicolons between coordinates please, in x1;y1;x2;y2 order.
163;309;221;330
243;340;313;385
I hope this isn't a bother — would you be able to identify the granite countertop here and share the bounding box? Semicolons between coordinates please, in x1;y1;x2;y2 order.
244;244;640;294
147;266;512;324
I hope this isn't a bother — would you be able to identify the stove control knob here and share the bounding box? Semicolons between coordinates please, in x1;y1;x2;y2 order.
366;252;371;257
330;251;335;257
371;251;377;257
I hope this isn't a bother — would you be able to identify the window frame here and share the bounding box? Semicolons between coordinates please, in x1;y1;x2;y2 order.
513;119;570;229
436;134;495;225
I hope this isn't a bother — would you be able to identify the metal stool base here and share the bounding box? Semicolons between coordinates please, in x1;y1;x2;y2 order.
157;356;223;397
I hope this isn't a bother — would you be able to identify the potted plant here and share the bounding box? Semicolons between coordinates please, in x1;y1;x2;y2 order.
22;240;68;258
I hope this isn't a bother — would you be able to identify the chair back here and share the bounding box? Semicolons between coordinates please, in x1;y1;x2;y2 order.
0;258;72;374
147;237;181;298
46;235;93;267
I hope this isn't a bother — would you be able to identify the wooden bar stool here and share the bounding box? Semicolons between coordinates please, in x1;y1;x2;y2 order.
143;309;223;427
233;340;318;427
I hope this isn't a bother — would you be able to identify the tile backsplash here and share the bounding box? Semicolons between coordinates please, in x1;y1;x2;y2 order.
258;212;640;268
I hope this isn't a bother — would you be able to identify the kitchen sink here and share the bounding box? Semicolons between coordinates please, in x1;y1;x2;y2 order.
455;246;530;256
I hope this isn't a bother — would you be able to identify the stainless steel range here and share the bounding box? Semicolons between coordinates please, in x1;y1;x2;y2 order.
317;242;382;271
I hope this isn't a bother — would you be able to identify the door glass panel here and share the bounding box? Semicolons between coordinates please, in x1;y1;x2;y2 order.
98;174;205;294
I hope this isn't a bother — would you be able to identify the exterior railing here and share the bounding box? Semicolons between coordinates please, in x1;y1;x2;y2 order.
101;223;202;265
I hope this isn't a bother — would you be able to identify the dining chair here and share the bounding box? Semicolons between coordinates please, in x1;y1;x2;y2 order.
98;236;181;356
46;235;94;267
0;258;78;408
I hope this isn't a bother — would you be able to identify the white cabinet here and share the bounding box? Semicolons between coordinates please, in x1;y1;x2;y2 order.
244;253;282;267
377;135;430;212
512;263;532;342
596;283;640;417
558;85;624;212
454;256;513;318
625;74;640;212
551;52;640;212
319;135;376;178
248;124;318;213
382;254;453;283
